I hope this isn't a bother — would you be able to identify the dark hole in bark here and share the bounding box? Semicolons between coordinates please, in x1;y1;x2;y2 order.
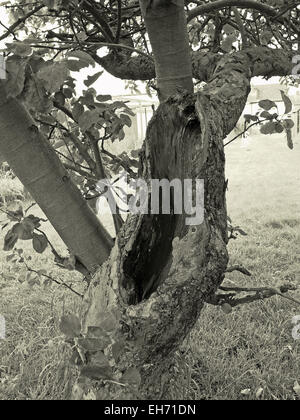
123;190;178;303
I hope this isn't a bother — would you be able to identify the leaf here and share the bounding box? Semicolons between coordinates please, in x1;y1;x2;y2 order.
223;24;235;35
63;87;73;98
59;313;81;338
3;228;18;251
61;255;76;270
4;55;28;98
26;215;42;228
260;110;273;120
131;149;141;158
13;221;33;240
37;269;47;276
32;233;48;253
21;75;52;113
235;227;247;236
258;99;276;111
7;206;23;221
111;341;124;362
67;51;95;67
27;276;40;287
260;121;276;135
286;128;293;149
101;313;118;333
80;364;112;380
77;337;107;352
43;0;60;10
221;303;232;314
243;114;253;124
37;61;69;93
78;110;100;132
90;351;110;368
280;90;292;114
6;42;32;57
282;119;294;129
122;367;141;387
120;113;132;127
66;59;88;72
221;35;236;52
274;122;284;133
118;128;125;141
77;32;88;42
260;30;272;45
53;91;65;106
72;102;84;121
84;71;103;87
96;94;112;102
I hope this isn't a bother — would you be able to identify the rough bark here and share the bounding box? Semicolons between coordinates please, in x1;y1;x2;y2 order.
96;46;295;83
72;52;251;399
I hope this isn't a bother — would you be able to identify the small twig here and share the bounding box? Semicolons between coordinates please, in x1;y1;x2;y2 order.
115;0;122;43
225;265;252;276
232;6;248;49
24;202;36;214
207;283;300;308
101;144;136;177
224;118;268;147
24;262;83;298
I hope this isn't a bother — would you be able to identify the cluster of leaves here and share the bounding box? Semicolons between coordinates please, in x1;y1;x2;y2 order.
4;246;50;288
0;202;53;287
0;201;87;294
2;204;48;254
2;40;141;211
60;311;141;391
3;45;133;141
243;90;295;149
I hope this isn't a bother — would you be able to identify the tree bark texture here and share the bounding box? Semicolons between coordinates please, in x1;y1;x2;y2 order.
97;46;295;83
139;0;193;100
72;52;252;399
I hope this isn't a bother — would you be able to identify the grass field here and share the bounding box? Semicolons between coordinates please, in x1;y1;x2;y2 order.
0;132;299;400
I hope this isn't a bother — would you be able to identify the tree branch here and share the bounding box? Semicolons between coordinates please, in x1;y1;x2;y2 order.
187;0;279;22
96;46;296;83
225;265;252;276
115;0;122;43
206;283;300;308
82;0;116;42
0;4;45;41
232;6;249;49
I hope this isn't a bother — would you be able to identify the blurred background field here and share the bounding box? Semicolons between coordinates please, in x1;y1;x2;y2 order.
0;132;300;400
